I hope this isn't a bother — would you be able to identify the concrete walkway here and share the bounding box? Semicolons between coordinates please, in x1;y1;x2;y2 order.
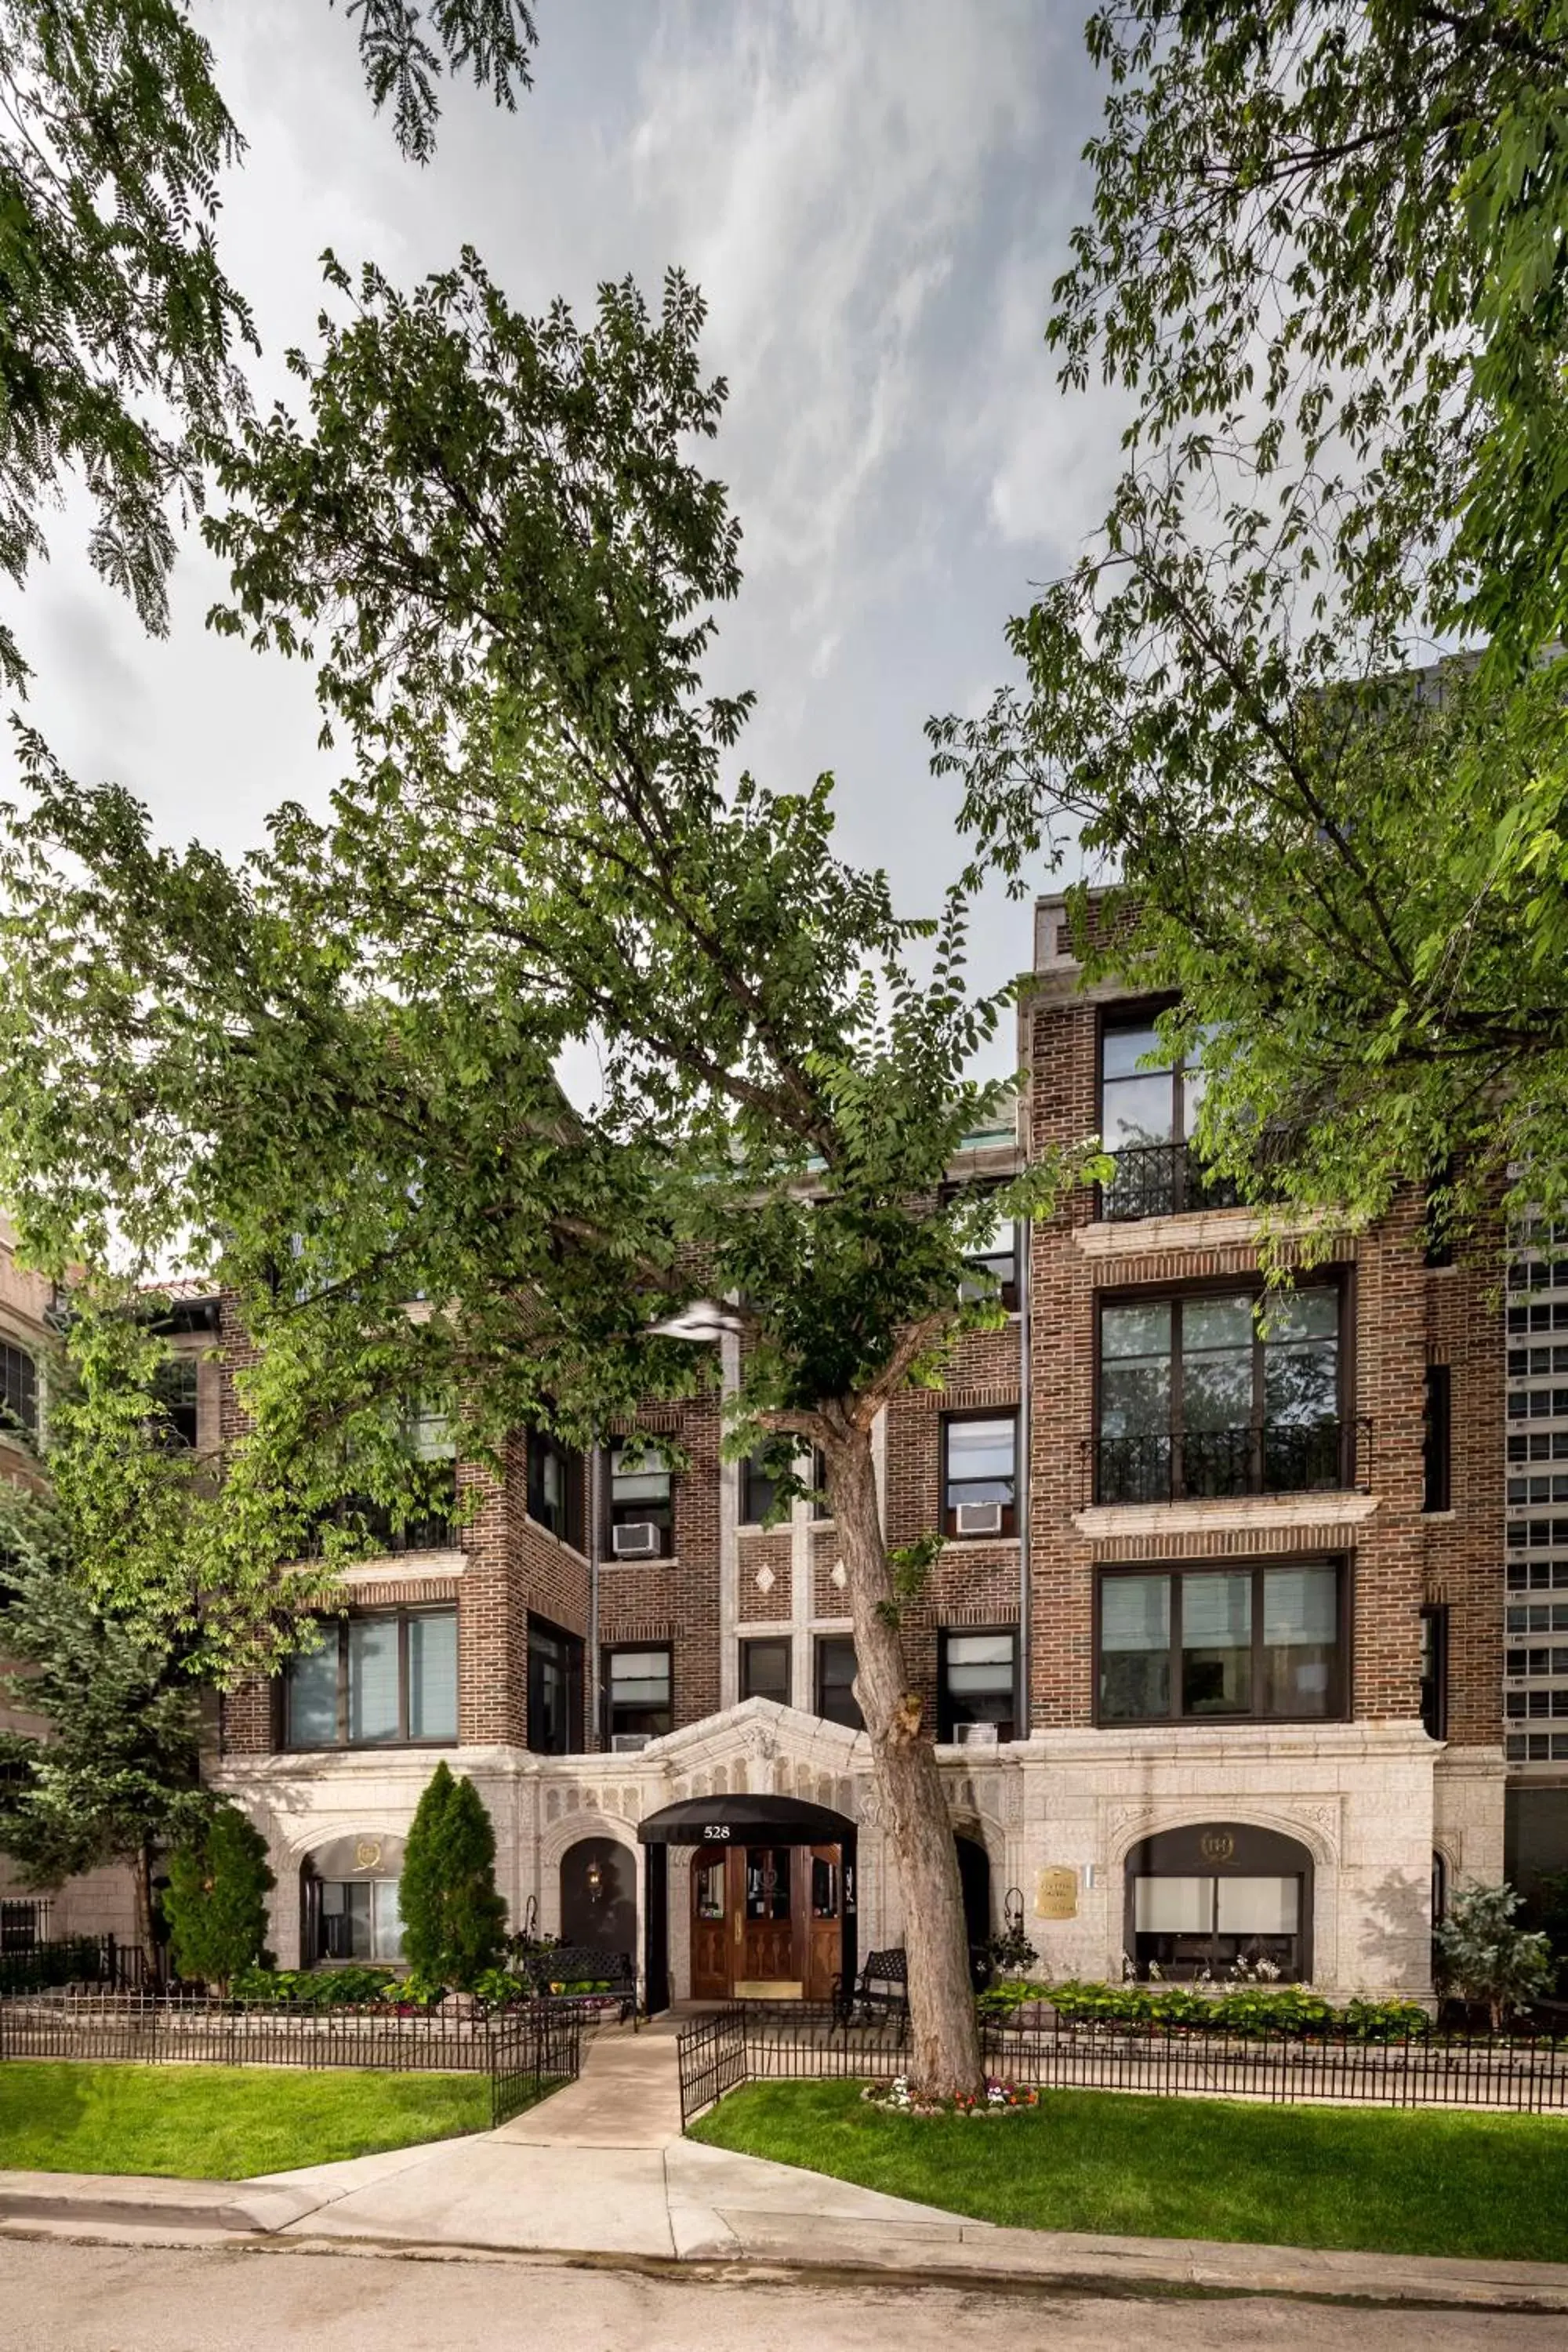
5;2022;1568;2313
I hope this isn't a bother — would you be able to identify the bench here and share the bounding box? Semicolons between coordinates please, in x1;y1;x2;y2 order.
835;1947;908;2026
520;1944;637;2023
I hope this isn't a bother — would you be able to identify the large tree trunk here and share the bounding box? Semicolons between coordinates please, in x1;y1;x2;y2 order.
826;1418;984;2100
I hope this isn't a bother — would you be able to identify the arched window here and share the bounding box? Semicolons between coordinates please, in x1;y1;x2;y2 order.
301;1835;405;1965
1125;1823;1314;1982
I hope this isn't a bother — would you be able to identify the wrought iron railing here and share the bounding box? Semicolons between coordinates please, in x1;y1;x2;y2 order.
676;2002;1568;2122
0;1898;49;1955
1098;1142;1244;1222
1085;1417;1370;1507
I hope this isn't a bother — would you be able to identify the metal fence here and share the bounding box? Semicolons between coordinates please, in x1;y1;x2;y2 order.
676;2002;1568;2126
0;1935;143;1997
0;1990;583;2129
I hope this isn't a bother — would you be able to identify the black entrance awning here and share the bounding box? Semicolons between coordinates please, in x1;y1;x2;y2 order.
637;1792;855;1846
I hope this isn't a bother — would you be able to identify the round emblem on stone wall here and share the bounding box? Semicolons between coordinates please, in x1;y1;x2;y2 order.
1200;1831;1235;1864
354;1838;383;1871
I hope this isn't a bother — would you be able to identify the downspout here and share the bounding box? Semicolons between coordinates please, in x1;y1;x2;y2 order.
1018;1210;1031;1744
587;1436;602;1748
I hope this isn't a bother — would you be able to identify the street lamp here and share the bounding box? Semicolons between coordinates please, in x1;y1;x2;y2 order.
648;1299;745;1341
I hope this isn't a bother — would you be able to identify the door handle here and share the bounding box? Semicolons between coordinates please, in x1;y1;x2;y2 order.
734;1909;742;1945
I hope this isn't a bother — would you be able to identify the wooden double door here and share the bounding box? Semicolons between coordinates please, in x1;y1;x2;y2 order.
690;1842;844;2000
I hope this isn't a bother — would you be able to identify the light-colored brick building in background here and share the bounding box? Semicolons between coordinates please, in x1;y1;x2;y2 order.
209;891;1512;2005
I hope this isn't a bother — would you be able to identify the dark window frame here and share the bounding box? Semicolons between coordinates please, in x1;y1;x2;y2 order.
1420;1603;1449;1740
942;1181;1021;1314
938;1626;1018;1743
527;1614;585;1755
1094;1000;1238;1220
282;1607;459;1750
1094;1559;1349;1726
0;1340;38;1438
603;1642;673;1744
815;1634;863;1730
1092;1272;1351;1503
526;1428;586;1551
604;1439;675;1559
941;1407;1020;1538
1423;1365;1453;1513
740;1636;792;1705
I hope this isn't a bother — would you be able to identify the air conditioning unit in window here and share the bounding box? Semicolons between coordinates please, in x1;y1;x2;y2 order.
612;1732;652;1753
955;1722;1000;1748
955;1502;1004;1537
612;1522;660;1558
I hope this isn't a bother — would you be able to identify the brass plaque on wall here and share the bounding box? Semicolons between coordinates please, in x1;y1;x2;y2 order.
1034;1865;1079;1921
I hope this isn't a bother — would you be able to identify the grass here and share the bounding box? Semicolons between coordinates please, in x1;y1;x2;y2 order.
689;2080;1568;2263
0;2062;493;2180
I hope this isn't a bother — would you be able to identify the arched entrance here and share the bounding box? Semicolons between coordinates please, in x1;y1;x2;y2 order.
1124;1822;1314;1982
639;1793;857;2013
956;1834;993;1985
560;1837;637;1954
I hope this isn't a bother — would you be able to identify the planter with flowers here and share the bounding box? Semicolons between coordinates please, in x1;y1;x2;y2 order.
862;2074;1040;2118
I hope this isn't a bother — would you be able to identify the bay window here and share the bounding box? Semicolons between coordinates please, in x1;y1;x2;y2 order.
1098;1561;1345;1723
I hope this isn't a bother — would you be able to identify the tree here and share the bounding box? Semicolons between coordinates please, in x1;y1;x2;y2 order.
0;0;539;691
162;1802;274;1991
400;1761;506;1991
930;0;1568;1244
0;262;1092;2095
1434;1882;1554;2031
0;1481;209;1962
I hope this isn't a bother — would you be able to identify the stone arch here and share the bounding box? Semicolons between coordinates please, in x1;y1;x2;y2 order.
1121;1819;1319;1984
1108;1804;1338;1874
536;1811;641;1941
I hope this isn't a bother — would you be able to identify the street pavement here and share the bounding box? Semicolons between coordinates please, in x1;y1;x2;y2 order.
0;2239;1563;2352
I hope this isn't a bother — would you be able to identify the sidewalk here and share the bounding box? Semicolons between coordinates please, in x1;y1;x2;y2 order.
3;2023;1568;2314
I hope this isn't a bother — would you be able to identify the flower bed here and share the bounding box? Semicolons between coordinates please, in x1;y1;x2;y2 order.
862;2074;1040;2118
977;1978;1436;2042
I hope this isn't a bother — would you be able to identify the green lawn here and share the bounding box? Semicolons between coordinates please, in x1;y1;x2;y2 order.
690;2081;1568;2263
0;2062;492;2180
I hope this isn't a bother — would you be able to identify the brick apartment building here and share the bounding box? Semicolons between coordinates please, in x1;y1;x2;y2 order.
208;891;1512;2005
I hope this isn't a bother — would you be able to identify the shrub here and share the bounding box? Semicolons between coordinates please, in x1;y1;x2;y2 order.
163;1804;274;1993
983;1980;1436;2041
399;1761;507;1991
1436;1882;1555;2030
229;1964;394;2006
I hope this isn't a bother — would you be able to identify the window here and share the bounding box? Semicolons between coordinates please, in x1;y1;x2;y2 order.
528;1617;583;1754
742;1447;781;1526
1098;1015;1235;1220
1098;1563;1344;1723
606;1441;673;1558
946;1185;1020;1312
740;1637;791;1705
1126;1824;1312;1980
0;1341;37;1439
939;1630;1016;1742
154;1356;199;1450
1096;1287;1343;1502
1423;1366;1452;1513
815;1635;863;1730
318;1879;404;1962
1420;1605;1449;1740
942;1413;1018;1537
604;1646;671;1744
283;1610;458;1747
527;1430;584;1549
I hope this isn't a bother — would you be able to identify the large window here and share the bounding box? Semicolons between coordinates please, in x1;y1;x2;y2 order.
1098;1015;1236;1221
284;1610;459;1748
0;1341;37;1439
740;1636;792;1705
1126;1823;1312;1981
604;1646;671;1746
1096;1287;1344;1504
528;1617;583;1755
527;1430;584;1549
942;1412;1018;1537
939;1629;1017;1742
606;1442;673;1559
815;1635;863;1730
1098;1563;1345;1723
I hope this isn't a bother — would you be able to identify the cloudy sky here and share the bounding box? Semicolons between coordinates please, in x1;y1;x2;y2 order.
5;1;1117;1032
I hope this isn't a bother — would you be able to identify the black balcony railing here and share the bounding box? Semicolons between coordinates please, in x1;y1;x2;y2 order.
308;1476;459;1557
1086;1417;1370;1507
1098;1142;1243;1223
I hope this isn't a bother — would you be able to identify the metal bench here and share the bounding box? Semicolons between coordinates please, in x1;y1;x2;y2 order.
836;1946;908;2026
520;1944;637;2023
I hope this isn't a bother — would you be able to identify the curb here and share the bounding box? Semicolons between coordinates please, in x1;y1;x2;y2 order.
5;2216;1568;2315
